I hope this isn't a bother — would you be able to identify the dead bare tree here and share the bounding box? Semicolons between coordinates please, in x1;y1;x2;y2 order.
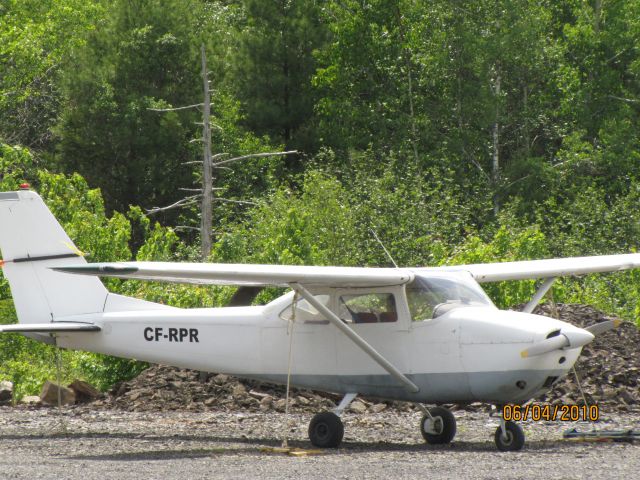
147;44;297;260
201;44;214;260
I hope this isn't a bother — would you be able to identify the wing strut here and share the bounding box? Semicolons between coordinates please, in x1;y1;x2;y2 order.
289;282;419;394
522;277;556;314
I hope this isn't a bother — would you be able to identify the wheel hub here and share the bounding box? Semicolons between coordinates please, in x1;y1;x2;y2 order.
316;423;329;439
423;416;443;435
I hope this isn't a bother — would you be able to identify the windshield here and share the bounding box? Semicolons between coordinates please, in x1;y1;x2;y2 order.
406;274;494;320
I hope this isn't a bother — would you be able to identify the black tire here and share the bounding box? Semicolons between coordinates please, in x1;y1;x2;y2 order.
494;421;525;451
308;412;344;448
420;407;457;444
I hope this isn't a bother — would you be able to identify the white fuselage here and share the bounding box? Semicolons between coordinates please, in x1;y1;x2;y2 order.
55;290;581;405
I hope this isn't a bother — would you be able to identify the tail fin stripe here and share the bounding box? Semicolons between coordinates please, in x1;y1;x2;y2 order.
8;252;83;264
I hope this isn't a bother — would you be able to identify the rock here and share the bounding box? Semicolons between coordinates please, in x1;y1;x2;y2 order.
232;384;247;396
274;399;289;412
0;380;13;404
617;388;636;405
349;401;368;414
129;391;142;402
40;381;76;406
296;395;310;406
111;381;128;396
249;390;270;400
370;403;387;413
68;380;99;403
20;395;41;405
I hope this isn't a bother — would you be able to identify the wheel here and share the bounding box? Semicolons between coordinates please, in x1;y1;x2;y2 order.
420;407;456;444
494;421;525;451
308;412;344;448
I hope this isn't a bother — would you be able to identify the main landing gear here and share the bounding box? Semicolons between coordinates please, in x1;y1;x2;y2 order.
307;395;524;451
419;406;457;444
308;392;354;448
308;411;344;448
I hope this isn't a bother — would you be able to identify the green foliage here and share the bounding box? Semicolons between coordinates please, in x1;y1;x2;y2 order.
213;170;358;266
445;225;550;309
232;0;328;153
0;0;103;148
56;0;201;214
211;159;475;303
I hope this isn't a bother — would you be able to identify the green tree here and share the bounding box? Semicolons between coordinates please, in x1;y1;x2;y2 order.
232;0;328;155
314;0;417;155
0;0;103;149
56;0;202;215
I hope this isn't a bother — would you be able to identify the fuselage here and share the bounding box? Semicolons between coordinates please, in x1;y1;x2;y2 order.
56;286;582;405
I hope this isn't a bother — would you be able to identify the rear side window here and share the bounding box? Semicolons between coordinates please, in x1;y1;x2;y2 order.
338;293;397;324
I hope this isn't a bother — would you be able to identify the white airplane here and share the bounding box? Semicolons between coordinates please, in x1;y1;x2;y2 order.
0;188;634;451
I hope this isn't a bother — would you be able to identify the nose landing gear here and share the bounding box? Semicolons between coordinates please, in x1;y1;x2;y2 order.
494;408;525;451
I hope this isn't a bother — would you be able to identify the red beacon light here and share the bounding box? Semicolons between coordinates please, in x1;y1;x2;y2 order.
19;183;30;190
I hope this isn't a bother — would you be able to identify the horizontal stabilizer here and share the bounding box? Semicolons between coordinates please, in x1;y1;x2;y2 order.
0;323;101;333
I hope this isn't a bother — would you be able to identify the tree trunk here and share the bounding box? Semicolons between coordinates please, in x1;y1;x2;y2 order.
492;68;501;216
523;84;530;157
200;45;213;261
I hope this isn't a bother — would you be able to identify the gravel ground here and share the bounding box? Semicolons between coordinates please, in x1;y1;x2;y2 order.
1;406;638;480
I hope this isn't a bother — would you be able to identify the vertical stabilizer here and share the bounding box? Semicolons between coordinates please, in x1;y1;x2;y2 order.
0;190;108;323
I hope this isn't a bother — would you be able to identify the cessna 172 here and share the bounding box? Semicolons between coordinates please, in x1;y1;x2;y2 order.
0;188;634;451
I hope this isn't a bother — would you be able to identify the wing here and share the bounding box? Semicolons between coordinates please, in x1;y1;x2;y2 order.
421;253;640;283
53;262;413;288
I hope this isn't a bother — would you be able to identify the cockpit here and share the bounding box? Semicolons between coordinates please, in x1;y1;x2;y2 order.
406;273;496;320
277;271;495;325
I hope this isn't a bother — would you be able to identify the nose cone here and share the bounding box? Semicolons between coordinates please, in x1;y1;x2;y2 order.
563;327;595;348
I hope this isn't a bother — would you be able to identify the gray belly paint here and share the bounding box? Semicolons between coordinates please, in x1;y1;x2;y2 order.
244;369;567;404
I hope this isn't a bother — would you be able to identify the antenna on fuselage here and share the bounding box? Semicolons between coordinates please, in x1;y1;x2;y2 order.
369;228;399;268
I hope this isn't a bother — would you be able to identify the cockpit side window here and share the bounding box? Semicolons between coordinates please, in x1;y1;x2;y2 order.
280;294;330;324
406;285;438;321
407;275;494;321
338;292;397;324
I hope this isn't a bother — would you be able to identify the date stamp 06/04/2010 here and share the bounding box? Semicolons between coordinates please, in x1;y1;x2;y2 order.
502;404;601;422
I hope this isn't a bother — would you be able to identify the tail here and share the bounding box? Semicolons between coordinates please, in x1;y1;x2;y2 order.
0;189;108;324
